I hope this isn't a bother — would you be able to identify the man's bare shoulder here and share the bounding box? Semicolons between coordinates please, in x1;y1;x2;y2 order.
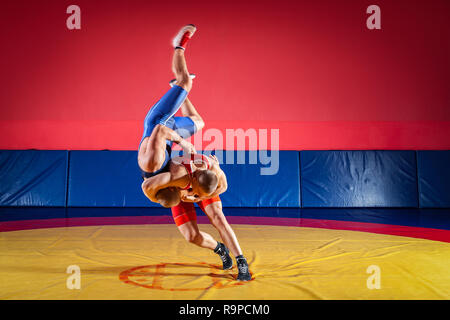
209;161;225;177
169;158;189;178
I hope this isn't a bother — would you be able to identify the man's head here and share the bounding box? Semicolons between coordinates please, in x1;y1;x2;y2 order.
192;169;218;197
156;187;181;208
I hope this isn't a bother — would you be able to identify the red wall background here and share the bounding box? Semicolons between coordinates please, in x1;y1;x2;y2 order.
0;0;449;150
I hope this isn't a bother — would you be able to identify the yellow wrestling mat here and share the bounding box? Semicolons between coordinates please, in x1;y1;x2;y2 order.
1;224;449;300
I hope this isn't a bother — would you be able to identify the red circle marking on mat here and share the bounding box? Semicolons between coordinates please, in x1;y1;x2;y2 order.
119;262;253;291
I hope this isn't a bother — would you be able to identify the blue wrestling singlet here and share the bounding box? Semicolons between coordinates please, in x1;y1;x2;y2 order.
139;85;197;179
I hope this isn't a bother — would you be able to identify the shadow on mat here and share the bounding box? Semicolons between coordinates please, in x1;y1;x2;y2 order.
120;262;238;281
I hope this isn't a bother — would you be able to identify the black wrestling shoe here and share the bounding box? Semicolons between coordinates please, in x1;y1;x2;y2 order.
236;256;252;281
214;242;233;270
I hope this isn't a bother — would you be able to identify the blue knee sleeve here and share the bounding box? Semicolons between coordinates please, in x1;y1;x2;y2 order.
173;116;197;139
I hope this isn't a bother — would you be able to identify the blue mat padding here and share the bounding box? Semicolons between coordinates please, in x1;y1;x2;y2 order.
0;150;68;206
67;151;156;207
300;151;419;208
209;150;300;207
66;207;301;219
67;207;167;218
417;151;450;208
67;150;300;208
0;207;66;221
1;149;449;214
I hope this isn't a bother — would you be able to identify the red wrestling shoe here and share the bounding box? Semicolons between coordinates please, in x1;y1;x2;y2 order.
172;24;197;50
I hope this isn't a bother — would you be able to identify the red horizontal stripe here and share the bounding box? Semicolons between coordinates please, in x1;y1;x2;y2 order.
1;216;449;243
0;120;449;150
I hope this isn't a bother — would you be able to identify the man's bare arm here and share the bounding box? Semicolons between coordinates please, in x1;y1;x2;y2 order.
154;124;196;154
180;194;200;202
209;170;228;197
141;172;173;203
209;158;228;196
